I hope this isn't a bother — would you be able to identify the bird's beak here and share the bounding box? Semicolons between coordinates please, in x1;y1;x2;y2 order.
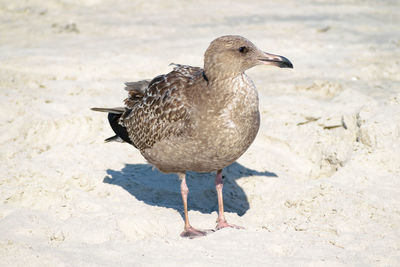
258;52;293;68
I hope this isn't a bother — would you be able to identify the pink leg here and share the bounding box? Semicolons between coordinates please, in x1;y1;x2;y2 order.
178;172;207;238
215;169;244;230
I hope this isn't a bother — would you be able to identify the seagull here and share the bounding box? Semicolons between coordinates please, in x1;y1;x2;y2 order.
92;35;293;238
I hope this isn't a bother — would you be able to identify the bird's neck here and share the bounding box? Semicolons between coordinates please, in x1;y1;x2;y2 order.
204;69;243;91
205;70;245;92
205;73;257;106
203;60;243;84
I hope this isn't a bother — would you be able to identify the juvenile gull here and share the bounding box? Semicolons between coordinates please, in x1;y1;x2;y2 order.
92;35;293;238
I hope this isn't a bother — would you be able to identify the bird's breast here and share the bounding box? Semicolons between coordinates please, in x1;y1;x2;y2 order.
198;74;260;157
142;74;260;173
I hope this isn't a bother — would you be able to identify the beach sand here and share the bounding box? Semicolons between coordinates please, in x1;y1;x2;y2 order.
1;0;399;266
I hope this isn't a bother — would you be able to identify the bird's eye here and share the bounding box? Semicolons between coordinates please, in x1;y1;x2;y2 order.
238;46;248;53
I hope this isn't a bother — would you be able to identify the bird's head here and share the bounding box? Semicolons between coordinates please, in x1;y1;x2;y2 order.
204;35;293;80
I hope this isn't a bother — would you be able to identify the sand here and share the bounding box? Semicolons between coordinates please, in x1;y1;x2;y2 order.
1;0;399;266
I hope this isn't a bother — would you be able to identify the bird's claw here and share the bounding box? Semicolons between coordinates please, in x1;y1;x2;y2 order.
180;226;211;239
216;220;245;230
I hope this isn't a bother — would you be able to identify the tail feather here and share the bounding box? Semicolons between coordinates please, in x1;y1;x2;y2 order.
107;112;134;145
91;107;134;146
91;107;125;114
104;135;125;143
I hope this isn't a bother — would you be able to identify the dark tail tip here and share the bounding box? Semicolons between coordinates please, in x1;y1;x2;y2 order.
107;113;133;145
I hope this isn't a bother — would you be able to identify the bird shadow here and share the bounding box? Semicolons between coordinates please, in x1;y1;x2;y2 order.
103;162;277;220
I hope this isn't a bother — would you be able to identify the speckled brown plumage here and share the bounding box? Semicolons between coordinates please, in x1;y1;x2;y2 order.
122;64;203;153
92;35;293;238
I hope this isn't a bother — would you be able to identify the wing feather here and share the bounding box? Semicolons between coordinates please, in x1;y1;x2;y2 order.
121;65;203;150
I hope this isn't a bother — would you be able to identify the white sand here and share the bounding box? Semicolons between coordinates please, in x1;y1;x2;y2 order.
1;0;400;266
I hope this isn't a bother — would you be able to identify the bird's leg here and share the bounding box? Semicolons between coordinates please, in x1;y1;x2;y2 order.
215;169;244;230
179;172;207;238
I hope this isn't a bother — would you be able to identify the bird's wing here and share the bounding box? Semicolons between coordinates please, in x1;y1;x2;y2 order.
121;64;204;150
